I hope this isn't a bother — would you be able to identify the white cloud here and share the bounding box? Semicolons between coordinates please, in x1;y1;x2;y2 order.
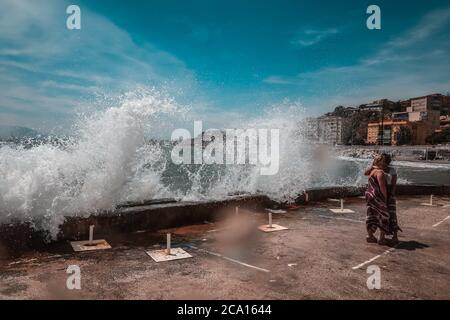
387;6;450;49
0;0;200;130
290;28;340;47
264;6;450;114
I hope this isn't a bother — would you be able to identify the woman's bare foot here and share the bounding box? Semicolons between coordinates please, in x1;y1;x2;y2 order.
366;229;377;243
378;231;387;245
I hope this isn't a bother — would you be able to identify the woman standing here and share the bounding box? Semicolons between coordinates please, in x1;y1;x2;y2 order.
383;154;402;243
365;154;391;245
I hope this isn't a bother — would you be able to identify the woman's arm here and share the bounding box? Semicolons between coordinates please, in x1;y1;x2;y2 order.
391;175;397;195
376;170;388;203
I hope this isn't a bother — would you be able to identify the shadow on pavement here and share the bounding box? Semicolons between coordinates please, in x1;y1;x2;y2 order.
394;240;430;251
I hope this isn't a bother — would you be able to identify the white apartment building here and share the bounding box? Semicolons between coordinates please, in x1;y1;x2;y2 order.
304;116;350;145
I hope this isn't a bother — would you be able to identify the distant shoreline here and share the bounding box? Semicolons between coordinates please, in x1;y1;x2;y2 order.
335;144;450;162
392;158;450;164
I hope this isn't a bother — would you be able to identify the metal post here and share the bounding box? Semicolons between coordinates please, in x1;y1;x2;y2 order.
379;105;384;146
166;233;171;255
89;225;94;245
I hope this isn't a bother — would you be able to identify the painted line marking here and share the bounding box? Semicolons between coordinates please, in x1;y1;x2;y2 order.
432;215;450;228
8;258;38;266
353;214;450;270
186;244;270;273
7;254;70;266
207;228;223;233
352;247;397;270
318;215;364;223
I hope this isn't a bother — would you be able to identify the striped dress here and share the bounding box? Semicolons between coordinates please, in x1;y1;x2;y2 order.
386;166;402;233
365;173;391;235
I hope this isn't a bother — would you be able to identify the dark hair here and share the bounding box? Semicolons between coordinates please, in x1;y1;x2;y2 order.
382;153;392;166
364;154;386;176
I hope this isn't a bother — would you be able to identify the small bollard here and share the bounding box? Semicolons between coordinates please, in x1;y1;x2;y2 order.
166;233;171;255
268;212;273;228
330;198;354;214
421;194;437;207
258;209;288;233
70;224;111;252
89;225;94;246
146;233;192;262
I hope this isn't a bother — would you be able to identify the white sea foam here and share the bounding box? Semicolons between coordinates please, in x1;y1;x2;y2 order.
1;90;449;237
0;88;177;237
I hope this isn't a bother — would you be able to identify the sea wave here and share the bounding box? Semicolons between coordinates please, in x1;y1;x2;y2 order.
2;89;447;238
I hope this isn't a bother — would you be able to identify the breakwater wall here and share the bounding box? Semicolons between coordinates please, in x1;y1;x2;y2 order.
1;184;449;250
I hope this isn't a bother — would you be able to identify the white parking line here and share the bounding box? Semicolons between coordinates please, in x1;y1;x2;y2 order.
318;215;364;224
352;247;397;270
432;215;450;228
352;214;449;271
186;244;270;273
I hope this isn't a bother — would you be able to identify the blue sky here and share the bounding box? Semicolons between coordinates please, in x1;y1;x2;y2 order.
1;0;450;134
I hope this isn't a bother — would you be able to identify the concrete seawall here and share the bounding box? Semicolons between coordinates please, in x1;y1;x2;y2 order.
1;184;449;250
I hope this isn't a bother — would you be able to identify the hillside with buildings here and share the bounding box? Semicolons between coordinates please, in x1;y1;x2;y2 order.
305;93;450;146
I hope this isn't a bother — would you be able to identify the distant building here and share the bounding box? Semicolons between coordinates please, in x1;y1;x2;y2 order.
400;99;411;111
359;99;395;112
367;122;394;145
367;120;428;145
427;115;450;144
408;93;450;115
443;95;450;115
303;117;320;141
392;112;409;121
392;109;440;139
368;110;439;145
317;116;348;145
317;93;449;145
305;116;350;145
438;116;450;132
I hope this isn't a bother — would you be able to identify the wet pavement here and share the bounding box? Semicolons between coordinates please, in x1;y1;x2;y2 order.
0;195;449;299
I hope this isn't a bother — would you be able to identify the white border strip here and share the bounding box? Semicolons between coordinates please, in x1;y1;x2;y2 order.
186;244;270;273
432;215;450;228
352;213;450;270
318;215;364;224
352;247;396;270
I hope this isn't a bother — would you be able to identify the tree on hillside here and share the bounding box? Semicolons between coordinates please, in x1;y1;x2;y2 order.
395;126;412;145
393;101;403;113
426;129;450;144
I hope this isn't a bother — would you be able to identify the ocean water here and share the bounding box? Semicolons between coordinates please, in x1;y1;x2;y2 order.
1;89;450;237
338;156;450;185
